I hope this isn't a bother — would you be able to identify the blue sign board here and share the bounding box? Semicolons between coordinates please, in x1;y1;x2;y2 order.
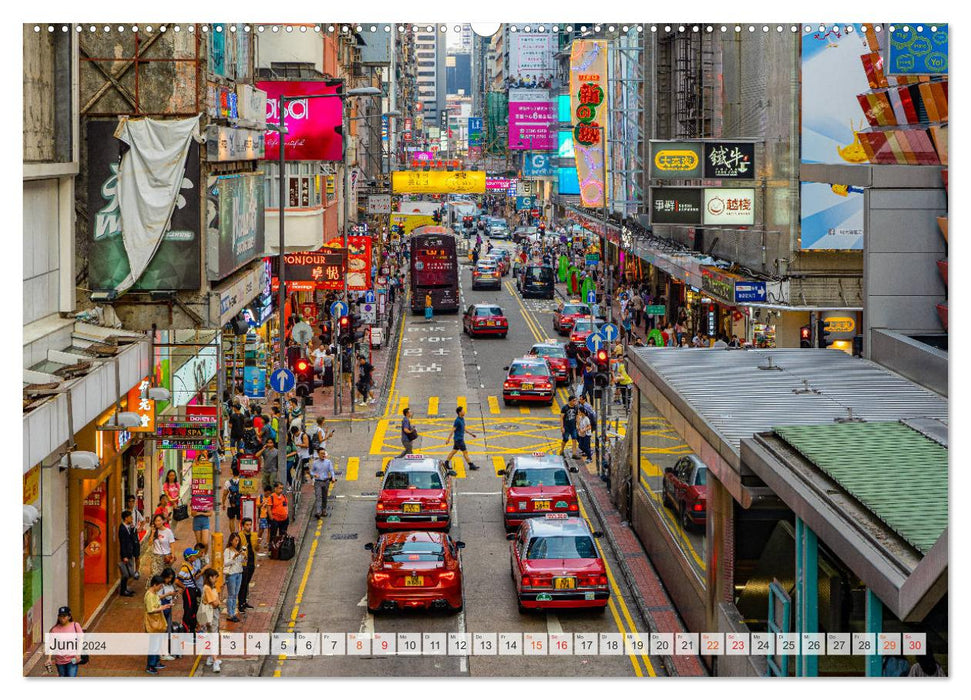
586;332;607;354
269;368;295;394
244;366;266;399
886;24;948;76
734;281;767;304
599;323;619;342
364;290;375;304
515;196;535;211
330;301;349;318
524;153;555;177
586;290;597;304
468;117;483;132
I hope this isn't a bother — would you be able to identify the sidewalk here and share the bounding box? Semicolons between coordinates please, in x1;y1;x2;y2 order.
26;457;317;678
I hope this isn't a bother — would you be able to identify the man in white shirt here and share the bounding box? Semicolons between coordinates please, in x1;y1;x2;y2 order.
309;448;337;519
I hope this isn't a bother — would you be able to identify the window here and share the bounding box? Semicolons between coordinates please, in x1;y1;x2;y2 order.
382;541;444;563
511;469;570;487
694;466;707;486
509;363;549;377
476;307;503;317
533;345;566;358
526;536;596;560
383;470;443;490
262;161;324;209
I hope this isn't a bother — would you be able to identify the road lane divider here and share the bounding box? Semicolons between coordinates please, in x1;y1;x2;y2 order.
492;455;506;477
428;396;439;416
488;396;500;414
345;457;359;482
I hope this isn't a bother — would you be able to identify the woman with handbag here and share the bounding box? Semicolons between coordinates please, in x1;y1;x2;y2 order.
199;568;223;672
162;470;180;512
149;514;176;577
222;533;245;623
143;576;172;674
45;606;84;676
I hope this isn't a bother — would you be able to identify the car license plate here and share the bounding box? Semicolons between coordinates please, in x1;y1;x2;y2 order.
554;577;576;590
534;500;551;511
584;592;596;600
487;320;495;326
522;383;533;390
405;576;424;587
403;503;421;513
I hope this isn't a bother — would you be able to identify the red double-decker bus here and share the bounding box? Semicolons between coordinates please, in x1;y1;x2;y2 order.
410;227;460;313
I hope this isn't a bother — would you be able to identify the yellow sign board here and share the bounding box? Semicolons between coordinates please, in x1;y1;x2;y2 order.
392;170;486;194
24;465;40;505
654;150;700;172
824;317;856;334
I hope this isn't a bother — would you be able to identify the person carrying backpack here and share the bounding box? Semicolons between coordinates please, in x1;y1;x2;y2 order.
309;416;334;455
222;475;242;533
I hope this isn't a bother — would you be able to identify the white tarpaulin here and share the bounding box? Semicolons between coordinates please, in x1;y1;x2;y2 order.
114;116;202;294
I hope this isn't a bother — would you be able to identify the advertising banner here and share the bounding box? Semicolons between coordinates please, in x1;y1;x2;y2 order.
172;343;219;406
650;188;703;224
650;142;703;179
206;172;266;281
508;32;555;88
524;153;555;177
86;120;201;292
190;457;215;511
205;125;265;162
367;194;392;214
126;377;156;432
345;235;372;291
801;25;873;164
392;170;486;194
703;188;756;225
412;151;436;163
558;166;580;196
258;80;344;161
282;249;347;290
800;182;865;250
516;196;536;210
508;89;555;150
486;177;516;190
701;267;743;305
570;40;609;207
156;420;219;450
886;25;948;75
243;365;266;399
82;482;108;585
704;142;755;179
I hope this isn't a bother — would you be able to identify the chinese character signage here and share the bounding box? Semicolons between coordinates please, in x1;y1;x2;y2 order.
800;182;865;250
734;281;767;303
570;40;609;208
257;80;344;161
508;89;555;151
126;377;156;432
650;188;703;224
155;420;219;450
190;457;215;511
282;250;348;289
392;170;486;194
508;32;555;88
701;267;743;304
703;188;755;225
704;142;755;179
650;142;703;179
367;194;392;214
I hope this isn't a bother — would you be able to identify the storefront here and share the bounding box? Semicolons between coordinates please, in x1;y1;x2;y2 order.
23;465;43;658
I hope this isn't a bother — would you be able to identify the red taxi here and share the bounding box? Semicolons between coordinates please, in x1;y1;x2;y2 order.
498;454;580;529
662;455;708;529
502;358;555;406
553;303;592;335
528;341;569;384
471;261;502;290
507;514;609;613
485;253;509;276
568;317;600;354
374;456;456;531
463;304;508;338
364;531;465;614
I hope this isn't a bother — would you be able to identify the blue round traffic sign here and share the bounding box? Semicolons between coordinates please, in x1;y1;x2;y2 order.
269;368;296;394
586;290;596;304
364;290;375;304
600;323;619;342
586;332;606;354
330;301;349;318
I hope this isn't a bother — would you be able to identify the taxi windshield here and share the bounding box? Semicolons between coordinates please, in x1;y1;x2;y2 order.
572;319;595;332
382;541;445;563
526;535;597;560
562;305;590;316
511;468;570;487
533;346;566;358
384;471;443;490
695;467;707;486
509;363;549;377
476;307;503;317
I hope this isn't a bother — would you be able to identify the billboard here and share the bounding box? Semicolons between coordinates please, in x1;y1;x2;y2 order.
570;40;609;207
392;170;486;194
558;167;580;196
702;188;755;225
282;250;347;289
508;89;555;151
801;25;873;165
508;32;555;88
86;120;201;292
206;172;266;281
524;153;555;178
886;25;948;75
800;182;865;250
650;188;703;224
650;142;703;179
650;141;756;179
258;80;344;161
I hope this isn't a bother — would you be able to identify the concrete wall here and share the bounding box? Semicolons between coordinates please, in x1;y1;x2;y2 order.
256;28;324;71
41;458;70;637
23;179;62;326
23;26;57;162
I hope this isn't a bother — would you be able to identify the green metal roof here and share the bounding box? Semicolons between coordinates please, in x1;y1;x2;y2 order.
772;422;948;555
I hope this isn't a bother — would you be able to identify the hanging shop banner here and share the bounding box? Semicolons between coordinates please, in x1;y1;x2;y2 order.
886;25;948;76
172;342;219;407
367;195;392;214
701;267;744;305
86;120;201;292
391;170;486;194
82;482;108;585
516;196;536;211
155;419;219;450
486;177;516;191
343;235;372;291
243;365;266;399
205;125;265;162
734;281;767;304
507;32;555;89
190;457;215;511
126;377;156;432
206;172;266;281
570;40;609;208
235;83;267;128
704;142;755;179
650;188;703;224
282;249;347;290
508;89;555;151
703;188;756;225
801;24;873;164
650;141;703;179
800;182;865;250
524;153;555;178
257;80;344;161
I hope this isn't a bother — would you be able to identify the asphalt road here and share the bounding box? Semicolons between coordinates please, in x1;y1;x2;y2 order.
260;240;664;678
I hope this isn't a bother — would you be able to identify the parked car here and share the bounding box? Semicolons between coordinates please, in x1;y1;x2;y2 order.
662;455;708;529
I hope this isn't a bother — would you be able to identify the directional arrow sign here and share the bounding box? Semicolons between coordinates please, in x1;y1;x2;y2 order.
269;368;296;394
330;301;349;318
600;323;619;342
364;290;376;304
586;332;607;354
586;290;597;304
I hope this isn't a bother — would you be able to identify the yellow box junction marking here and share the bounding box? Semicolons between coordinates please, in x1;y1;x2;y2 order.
398;396;409;411
519;406;531;415
492;455;506;477
451;458;467;479
345;457;359;481
488;396;501;414
457;396;467;412
428;396;439;416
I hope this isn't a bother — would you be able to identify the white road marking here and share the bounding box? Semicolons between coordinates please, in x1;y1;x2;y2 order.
456;491;502;496
547;613;563;635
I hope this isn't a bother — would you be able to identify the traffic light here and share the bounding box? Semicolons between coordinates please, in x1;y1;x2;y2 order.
799;325;812;348
337;315;351;344
816;319;832;349
293;357;315;404
593;349;610;387
432;209;442;224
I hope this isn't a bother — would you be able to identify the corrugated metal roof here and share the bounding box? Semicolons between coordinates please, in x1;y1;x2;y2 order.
772;422;947;555
629;347;948;459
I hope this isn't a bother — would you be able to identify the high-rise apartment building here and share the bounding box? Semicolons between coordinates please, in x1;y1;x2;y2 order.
414;27;446;128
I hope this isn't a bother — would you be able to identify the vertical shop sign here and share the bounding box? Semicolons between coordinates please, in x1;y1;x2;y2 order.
190;457;215;511
570;40;609;207
82;482;108;585
126;377;156;431
206;172;266;281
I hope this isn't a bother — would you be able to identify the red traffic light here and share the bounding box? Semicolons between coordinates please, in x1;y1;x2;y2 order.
339;316;350;328
800;326;811;341
595;349;608;364
295;359;309;372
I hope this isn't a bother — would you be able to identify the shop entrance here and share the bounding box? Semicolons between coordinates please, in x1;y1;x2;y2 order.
81;479;110;622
